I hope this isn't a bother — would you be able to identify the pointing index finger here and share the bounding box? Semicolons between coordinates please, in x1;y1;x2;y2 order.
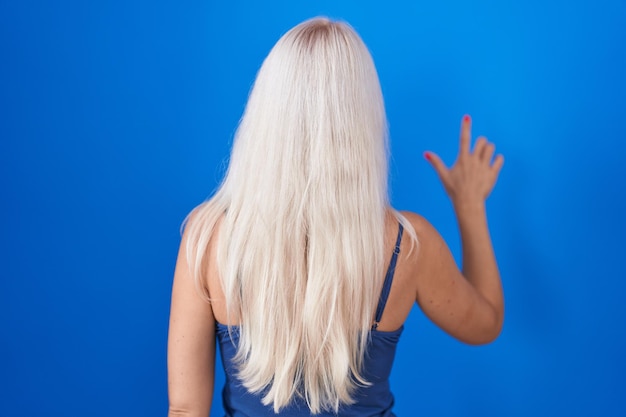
460;114;471;155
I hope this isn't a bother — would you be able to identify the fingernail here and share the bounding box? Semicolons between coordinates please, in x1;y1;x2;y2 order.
464;115;471;122
423;152;431;161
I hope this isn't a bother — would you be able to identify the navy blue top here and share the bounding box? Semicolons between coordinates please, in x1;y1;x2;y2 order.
216;223;404;416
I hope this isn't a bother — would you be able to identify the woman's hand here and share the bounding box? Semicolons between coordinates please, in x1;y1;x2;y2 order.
424;115;504;209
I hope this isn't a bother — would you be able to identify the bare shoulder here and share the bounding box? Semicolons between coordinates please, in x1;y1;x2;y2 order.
398;210;432;233
373;208;450;332
396;209;456;277
397;210;446;258
388;209;444;295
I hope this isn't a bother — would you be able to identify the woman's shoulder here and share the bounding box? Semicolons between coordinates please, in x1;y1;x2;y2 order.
395;209;434;232
391;209;451;272
395;209;445;245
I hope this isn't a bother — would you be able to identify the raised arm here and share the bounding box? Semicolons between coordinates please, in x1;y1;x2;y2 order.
167;220;216;417
407;115;504;345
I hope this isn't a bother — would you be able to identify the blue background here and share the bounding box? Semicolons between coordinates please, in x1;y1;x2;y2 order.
1;1;625;416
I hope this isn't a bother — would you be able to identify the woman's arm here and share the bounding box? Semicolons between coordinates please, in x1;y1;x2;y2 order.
407;115;504;345
167;222;216;417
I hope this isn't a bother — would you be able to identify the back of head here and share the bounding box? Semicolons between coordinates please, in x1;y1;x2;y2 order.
184;17;391;414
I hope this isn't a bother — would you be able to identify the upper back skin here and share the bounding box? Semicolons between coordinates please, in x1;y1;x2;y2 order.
206;208;422;333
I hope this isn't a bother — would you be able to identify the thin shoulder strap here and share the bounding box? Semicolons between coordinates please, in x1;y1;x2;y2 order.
372;222;404;330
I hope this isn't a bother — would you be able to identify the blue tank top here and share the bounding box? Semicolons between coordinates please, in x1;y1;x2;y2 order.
216;223;404;417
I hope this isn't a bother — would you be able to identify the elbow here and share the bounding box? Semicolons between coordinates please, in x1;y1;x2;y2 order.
167;381;212;417
458;307;504;346
464;305;504;346
168;405;207;417
168;407;190;417
491;302;505;341
168;396;211;417
464;327;502;346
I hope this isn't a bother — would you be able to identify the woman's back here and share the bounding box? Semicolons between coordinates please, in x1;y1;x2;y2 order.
212;217;406;416
207;211;415;334
167;16;505;417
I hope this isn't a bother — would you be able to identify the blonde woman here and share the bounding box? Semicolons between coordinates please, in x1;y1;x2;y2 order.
167;17;504;417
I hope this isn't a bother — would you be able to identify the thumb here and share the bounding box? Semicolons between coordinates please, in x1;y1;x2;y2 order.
424;151;449;182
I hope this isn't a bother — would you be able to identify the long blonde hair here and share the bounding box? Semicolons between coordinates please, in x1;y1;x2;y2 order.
182;17;416;414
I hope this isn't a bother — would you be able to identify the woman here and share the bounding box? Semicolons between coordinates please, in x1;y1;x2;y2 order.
168;17;504;417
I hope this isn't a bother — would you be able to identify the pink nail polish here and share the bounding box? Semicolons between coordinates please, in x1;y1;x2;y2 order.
464;115;471;122
423;152;431;161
